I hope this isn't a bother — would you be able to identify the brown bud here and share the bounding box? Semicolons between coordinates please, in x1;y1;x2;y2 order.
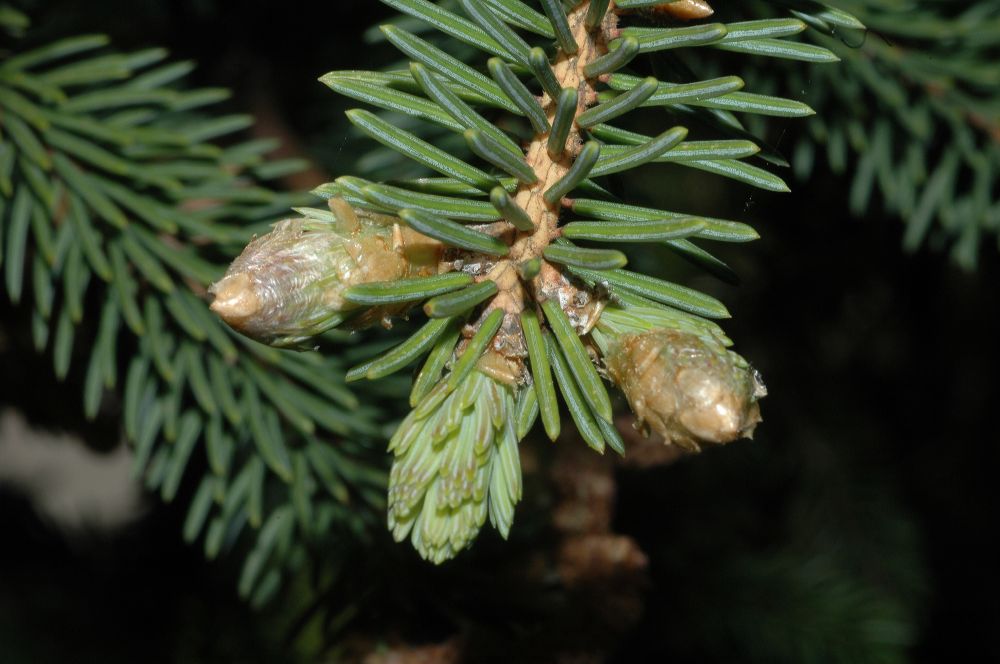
605;329;765;451
648;1;714;20
209;198;442;347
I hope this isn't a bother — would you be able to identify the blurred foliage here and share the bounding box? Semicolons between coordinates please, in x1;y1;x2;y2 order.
742;0;1000;268
0;3;401;612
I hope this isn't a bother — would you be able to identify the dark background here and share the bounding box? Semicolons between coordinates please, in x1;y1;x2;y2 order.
2;1;998;662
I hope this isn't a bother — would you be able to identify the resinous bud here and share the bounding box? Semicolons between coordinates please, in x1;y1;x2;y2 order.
605;329;765;452
648;1;714;20
209;198;442;347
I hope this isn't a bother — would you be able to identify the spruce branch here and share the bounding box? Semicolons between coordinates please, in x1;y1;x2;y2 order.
208;0;853;563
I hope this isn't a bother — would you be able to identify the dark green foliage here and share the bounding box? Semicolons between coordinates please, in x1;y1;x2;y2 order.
749;0;1000;268
0;8;394;608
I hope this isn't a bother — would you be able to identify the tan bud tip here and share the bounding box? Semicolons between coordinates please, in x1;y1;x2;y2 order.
327;196;360;233
208;272;260;328
653;0;714;20
606;329;764;451
674;366;755;443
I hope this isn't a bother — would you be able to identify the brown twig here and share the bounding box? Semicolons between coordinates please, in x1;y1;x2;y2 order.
462;2;616;380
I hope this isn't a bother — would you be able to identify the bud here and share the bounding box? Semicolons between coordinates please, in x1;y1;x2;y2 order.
209;198;442;347
605;329;766;452
648;1;714;20
387;364;522;563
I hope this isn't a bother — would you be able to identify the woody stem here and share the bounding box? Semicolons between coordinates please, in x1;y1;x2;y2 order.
473;1;611;374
